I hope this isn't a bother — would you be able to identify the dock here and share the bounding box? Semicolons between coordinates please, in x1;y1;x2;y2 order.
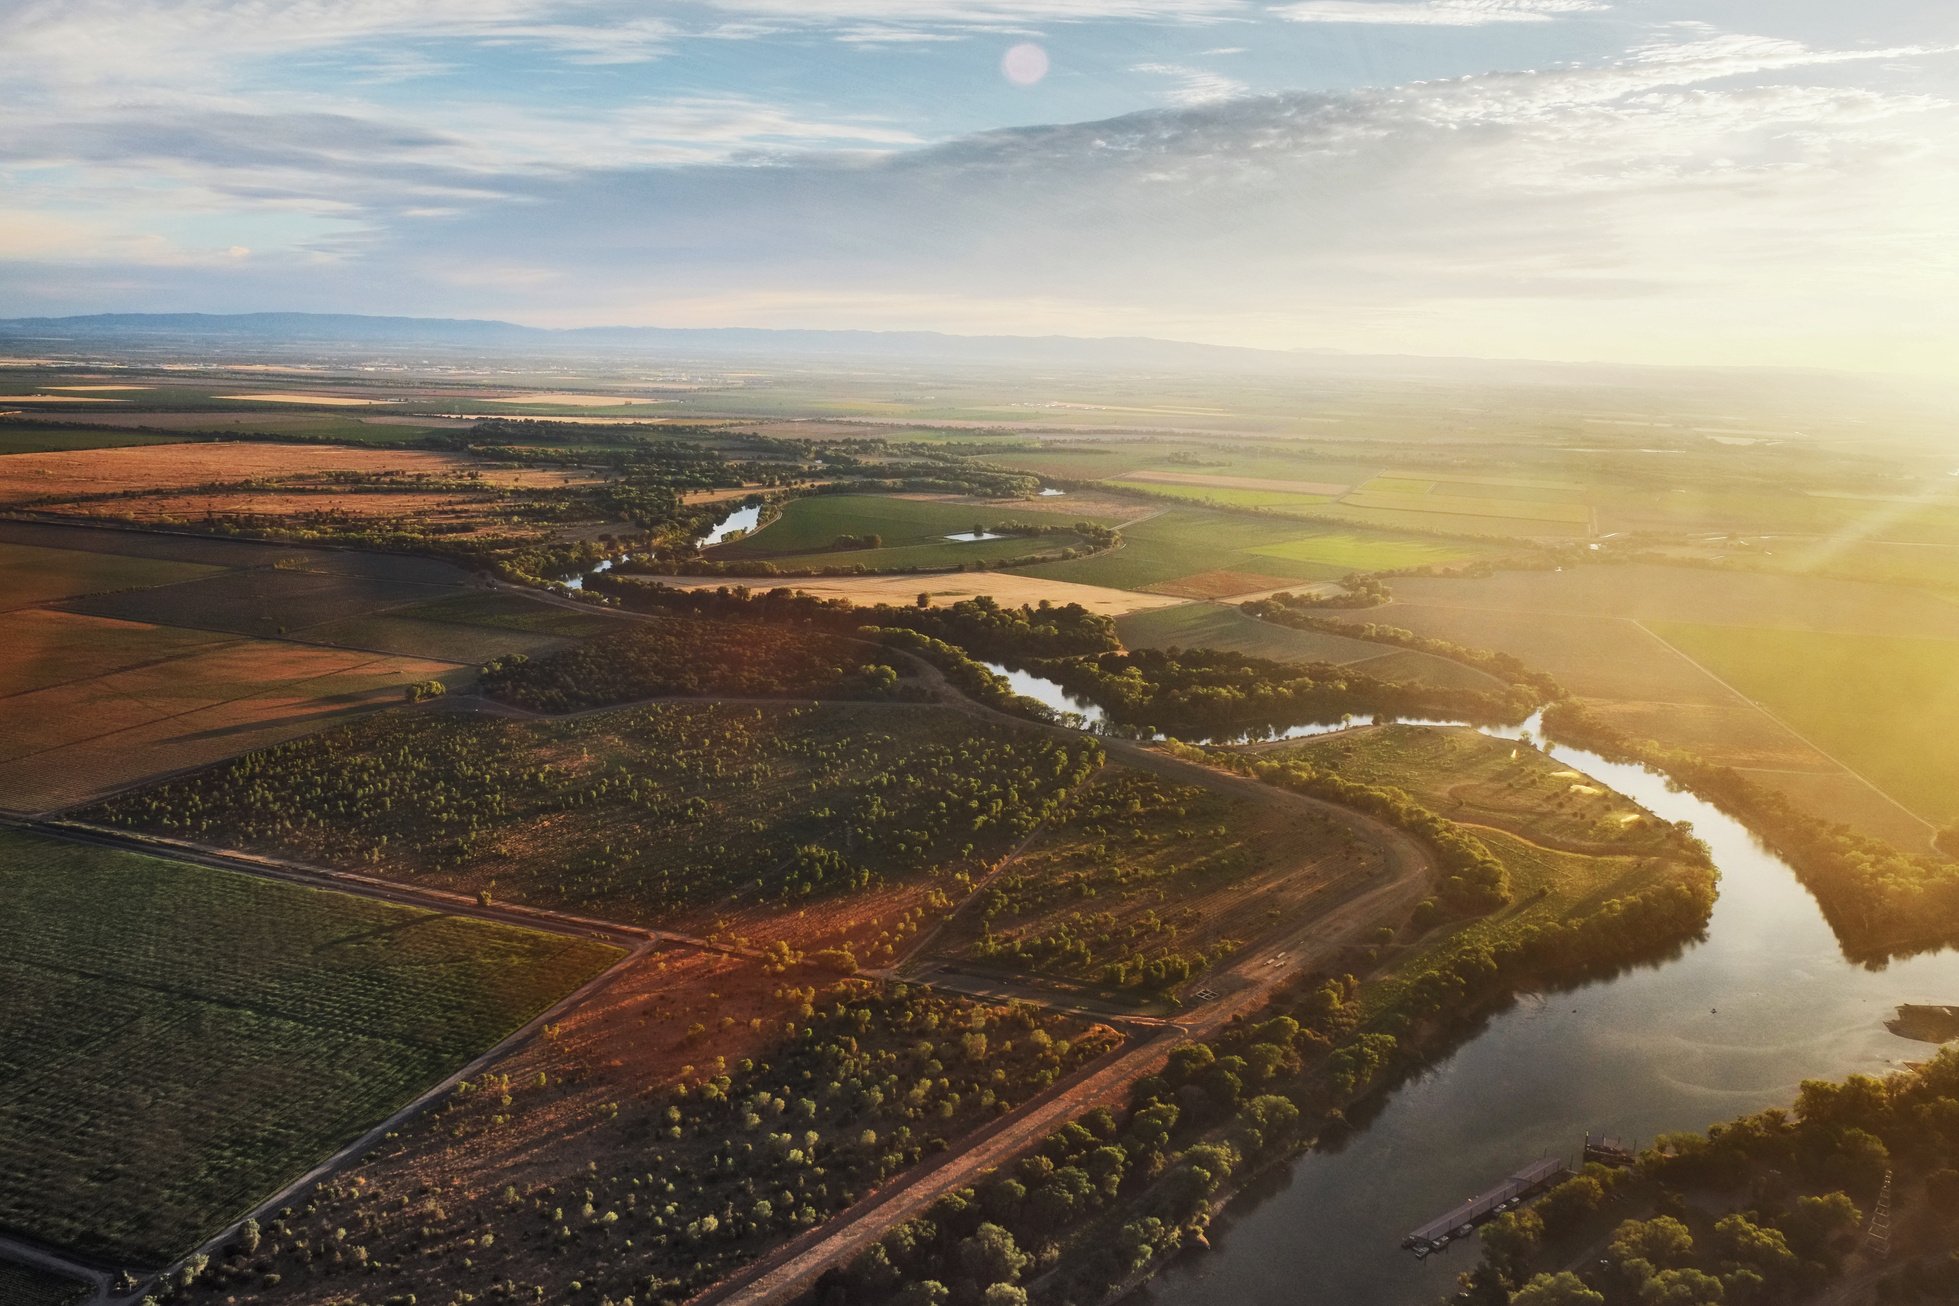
1583;1133;1638;1168
1402;1157;1568;1256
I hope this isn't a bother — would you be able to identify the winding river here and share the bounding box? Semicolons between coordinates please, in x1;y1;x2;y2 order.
1130;716;1959;1306
981;663;1959;1302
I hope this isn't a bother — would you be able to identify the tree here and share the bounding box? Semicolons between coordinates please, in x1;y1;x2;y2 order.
1537;1174;1606;1236
1928;1167;1959;1213
1638;1267;1725;1304
1609;1216;1694;1270
957;1222;1030;1287
1512;1273;1605;1306
1480;1208;1545;1283
894;1282;950;1306
982;1287;1030;1306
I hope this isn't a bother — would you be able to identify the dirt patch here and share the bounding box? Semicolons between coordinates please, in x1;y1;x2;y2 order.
632;571;1185;616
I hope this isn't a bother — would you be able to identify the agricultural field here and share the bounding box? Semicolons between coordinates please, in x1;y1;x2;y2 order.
86;703;1105;943
707;493;1108;571
0;442;571;506
1645;622;1959;826
1115;603;1507;692
0;523;670;811
1261;724;1673;853
0;637;462;812
930;767;1366;997
0;423;203;454
632;569;1185;616
0;1262;89;1306
61;566;456;637
1023;506;1483;593
0;538;219;609
166;954;1116;1306
0;828;619;1267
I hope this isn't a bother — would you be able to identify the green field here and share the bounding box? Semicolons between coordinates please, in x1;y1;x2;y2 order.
1272;724;1669;851
0;829;619;1266
1646;621;1959;824
1025;506;1480;591
1115;602;1503;691
1106;479;1336;512
711;493;1107;569
0;425;202;455
61;567;455;637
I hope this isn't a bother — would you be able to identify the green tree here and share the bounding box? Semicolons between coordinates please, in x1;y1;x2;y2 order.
957;1222;1030;1287
1512;1273;1605;1306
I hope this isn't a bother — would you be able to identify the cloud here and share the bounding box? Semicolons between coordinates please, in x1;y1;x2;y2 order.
1132;62;1252;105
1274;0;1606;25
4;17;1957;375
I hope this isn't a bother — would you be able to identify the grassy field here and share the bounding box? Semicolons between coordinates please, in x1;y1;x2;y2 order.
0;540;220;610
1646;621;1959;825
0;425;203;455
711;493;1106;568
1025;506;1482;592
0;828;619;1267
1115;603;1506;691
88;703;1102;942
1265;724;1671;852
934;766;1363;995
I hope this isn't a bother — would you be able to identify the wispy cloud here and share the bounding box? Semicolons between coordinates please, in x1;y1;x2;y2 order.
1132;62;1251;104
1274;0;1606;26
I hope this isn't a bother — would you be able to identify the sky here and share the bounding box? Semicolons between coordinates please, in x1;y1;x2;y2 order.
2;0;1956;374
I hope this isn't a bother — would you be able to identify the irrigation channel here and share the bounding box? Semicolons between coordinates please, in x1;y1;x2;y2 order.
563;503;760;590
987;664;1959;1305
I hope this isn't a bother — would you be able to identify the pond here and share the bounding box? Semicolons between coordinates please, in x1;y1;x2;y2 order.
1133;713;1959;1306
946;531;1008;542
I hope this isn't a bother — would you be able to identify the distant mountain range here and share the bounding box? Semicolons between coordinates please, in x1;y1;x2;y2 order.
1;314;1945;418
0;311;1324;370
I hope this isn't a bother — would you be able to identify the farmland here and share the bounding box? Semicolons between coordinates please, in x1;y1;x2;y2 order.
0;539;218;609
0;827;619;1267
1023;506;1484;593
933;767;1367;995
0;1263;88;1306
1646;622;1959;825
706;493;1108;571
1115;603;1508;691
86;703;1104;941
628;569;1185;616
166;952;1117;1306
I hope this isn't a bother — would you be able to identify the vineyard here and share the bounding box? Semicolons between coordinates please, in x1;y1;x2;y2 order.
0;829;619;1267
86;703;1105;925
941;768;1364;994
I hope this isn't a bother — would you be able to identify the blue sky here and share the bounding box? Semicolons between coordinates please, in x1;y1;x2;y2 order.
3;0;1956;373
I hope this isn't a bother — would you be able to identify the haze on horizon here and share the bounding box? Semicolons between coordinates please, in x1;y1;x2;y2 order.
3;0;1956;378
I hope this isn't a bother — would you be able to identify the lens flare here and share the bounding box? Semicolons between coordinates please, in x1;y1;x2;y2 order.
1001;42;1049;87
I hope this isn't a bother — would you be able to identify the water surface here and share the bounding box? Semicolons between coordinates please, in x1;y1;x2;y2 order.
1137;719;1959;1306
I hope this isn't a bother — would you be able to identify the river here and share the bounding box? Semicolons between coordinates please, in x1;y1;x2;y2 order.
563;503;760;590
1132;715;1959;1306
